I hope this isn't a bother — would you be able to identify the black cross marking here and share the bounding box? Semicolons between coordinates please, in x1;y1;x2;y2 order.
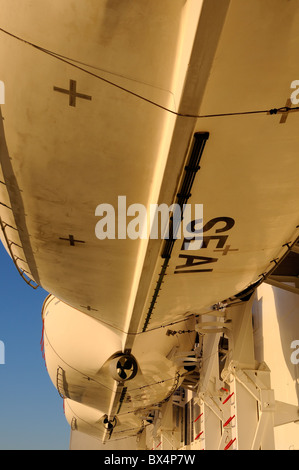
269;99;299;124
214;245;239;256
279;99;293;124
54;80;92;107
59;234;85;246
80;305;98;312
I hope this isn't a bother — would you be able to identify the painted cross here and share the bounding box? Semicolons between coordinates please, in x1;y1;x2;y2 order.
279;99;293;124
54;79;92;107
59;234;85;246
269;98;299;124
80;305;98;312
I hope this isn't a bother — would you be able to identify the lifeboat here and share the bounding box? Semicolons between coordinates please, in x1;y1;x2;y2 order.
42;294;196;442
1;0;299;443
63;398;144;444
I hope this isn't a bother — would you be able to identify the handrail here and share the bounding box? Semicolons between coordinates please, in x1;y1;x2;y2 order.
56;366;69;399
0;216;39;289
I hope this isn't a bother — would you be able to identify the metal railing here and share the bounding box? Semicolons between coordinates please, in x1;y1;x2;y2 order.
0;216;39;289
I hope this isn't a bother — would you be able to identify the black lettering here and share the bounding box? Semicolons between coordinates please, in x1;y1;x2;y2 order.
175;254;218;272
201;235;228;249
202;217;235;233
181;217;235;250
174;269;213;274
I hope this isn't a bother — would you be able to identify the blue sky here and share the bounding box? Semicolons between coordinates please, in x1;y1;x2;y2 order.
0;242;70;450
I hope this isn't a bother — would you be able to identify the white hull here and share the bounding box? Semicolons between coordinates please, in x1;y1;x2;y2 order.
0;0;299;446
42;294;196;441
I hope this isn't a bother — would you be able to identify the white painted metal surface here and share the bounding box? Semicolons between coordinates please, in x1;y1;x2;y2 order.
42;294;196;442
0;0;298;448
1;1;299;338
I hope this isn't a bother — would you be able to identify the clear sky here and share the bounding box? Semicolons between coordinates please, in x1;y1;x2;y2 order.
0;242;70;450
